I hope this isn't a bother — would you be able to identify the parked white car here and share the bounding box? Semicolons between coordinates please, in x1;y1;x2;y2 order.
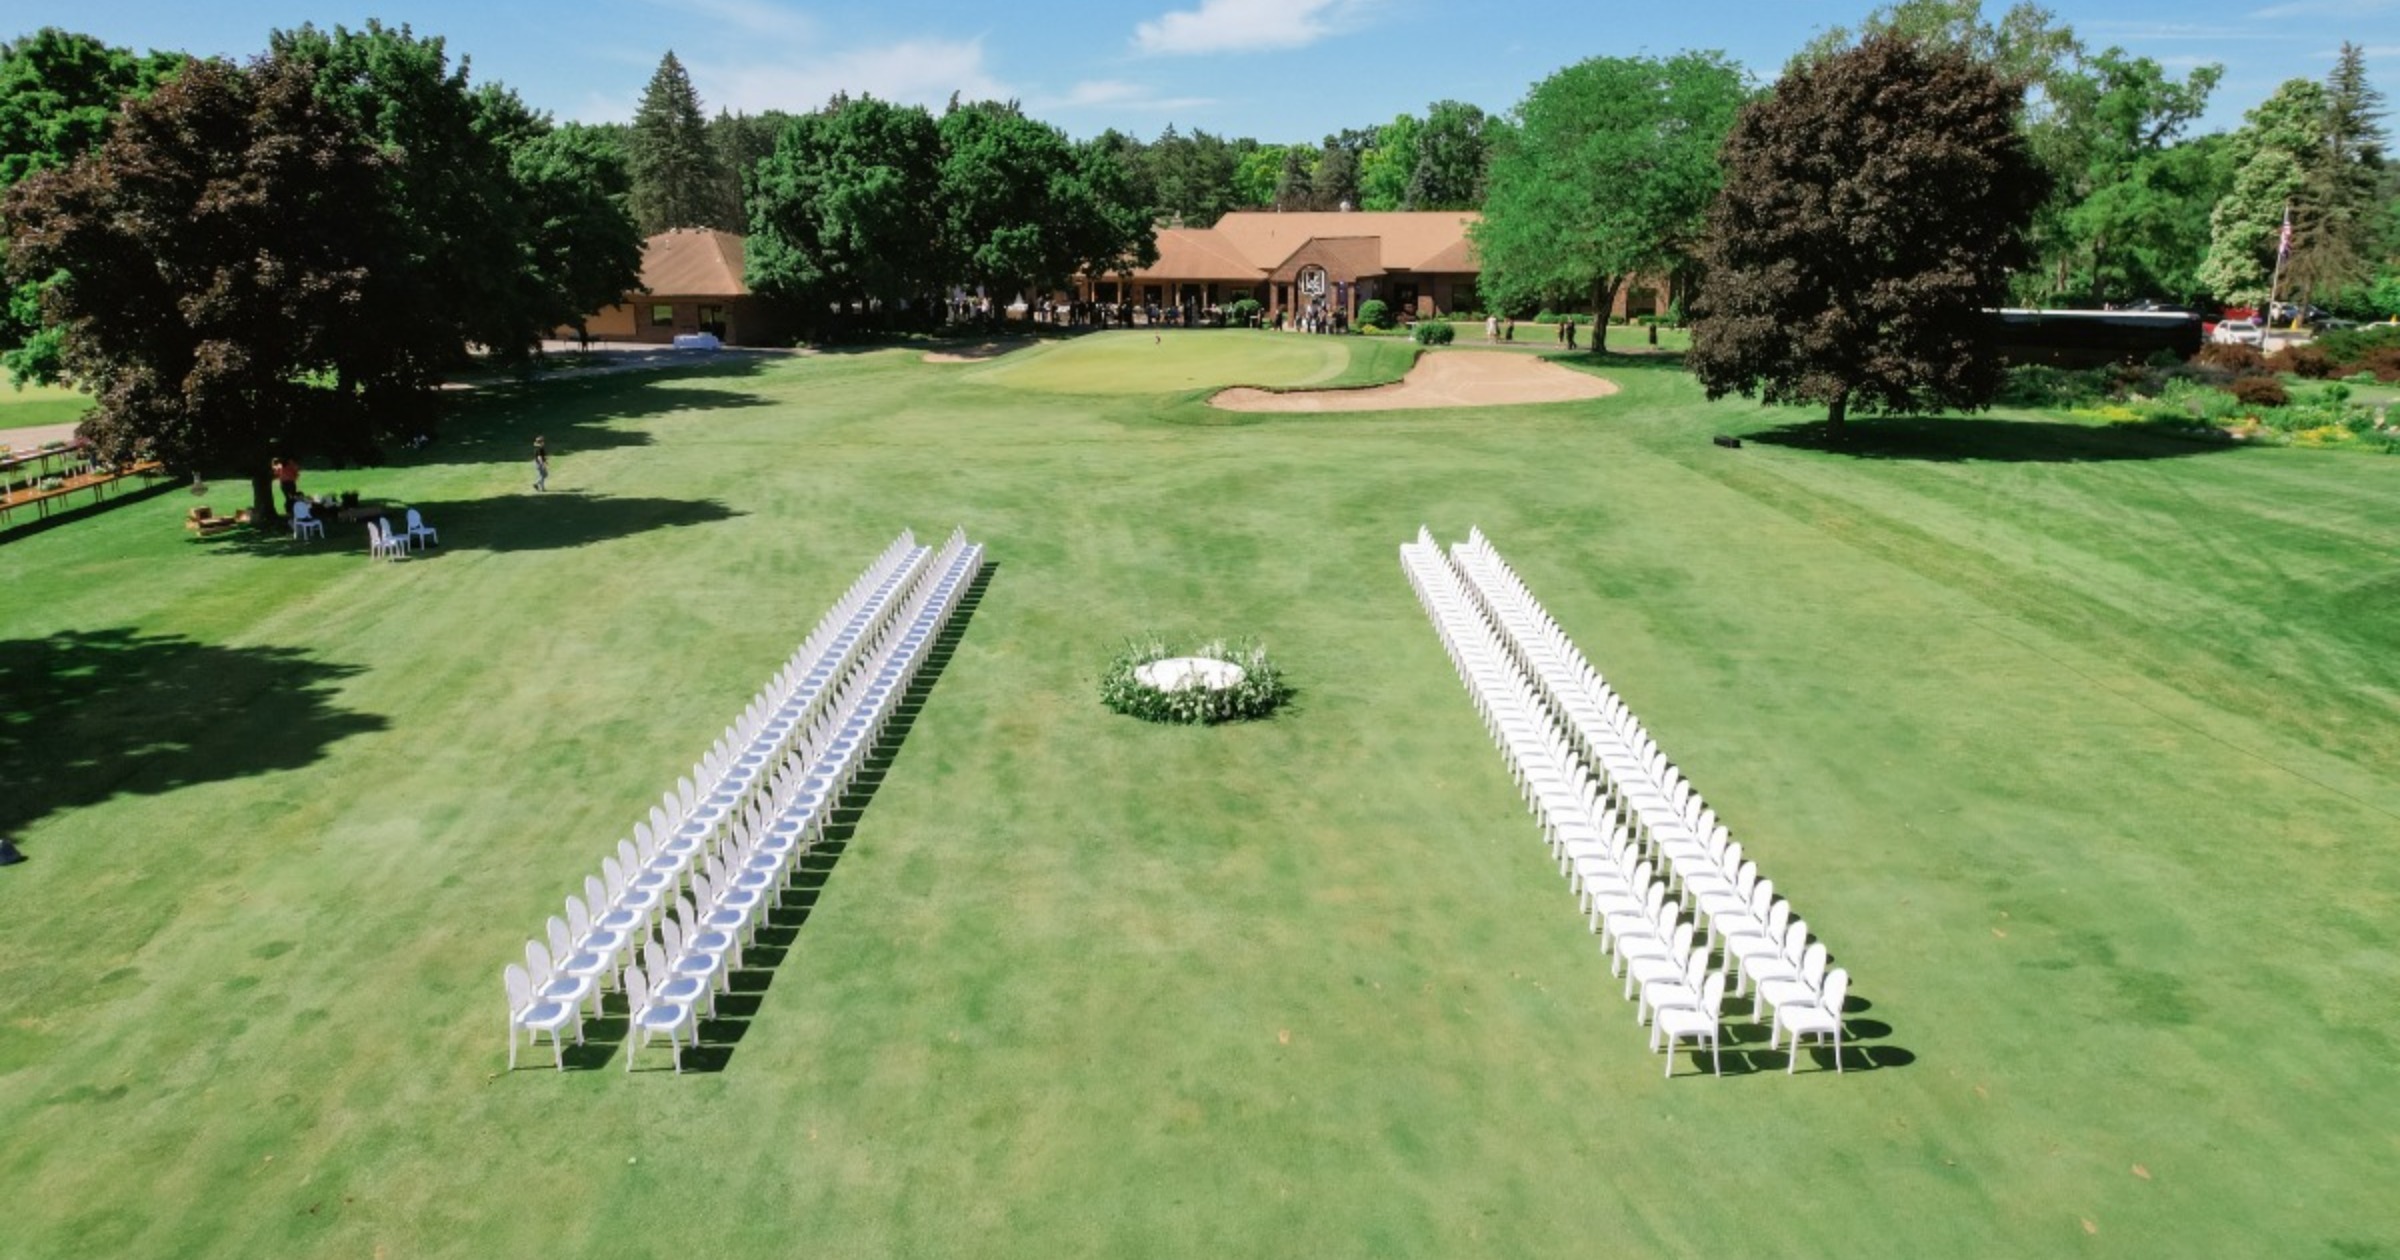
2210;318;2263;345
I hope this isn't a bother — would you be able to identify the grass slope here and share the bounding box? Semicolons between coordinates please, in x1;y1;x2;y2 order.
1;338;2396;1258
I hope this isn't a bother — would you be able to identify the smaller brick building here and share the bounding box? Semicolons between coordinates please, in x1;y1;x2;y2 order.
573;229;783;346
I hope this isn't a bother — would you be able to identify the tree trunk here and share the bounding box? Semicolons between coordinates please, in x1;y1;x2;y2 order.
1591;277;1621;354
1826;388;1850;430
251;472;278;526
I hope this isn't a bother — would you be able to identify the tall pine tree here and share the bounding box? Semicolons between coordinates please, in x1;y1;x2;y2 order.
627;51;736;234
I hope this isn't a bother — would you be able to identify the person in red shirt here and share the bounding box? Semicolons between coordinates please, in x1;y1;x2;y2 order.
273;457;300;512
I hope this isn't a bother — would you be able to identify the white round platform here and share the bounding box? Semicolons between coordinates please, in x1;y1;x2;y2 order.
1134;656;1248;693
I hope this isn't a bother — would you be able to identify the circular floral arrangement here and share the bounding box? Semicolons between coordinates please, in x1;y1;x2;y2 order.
1100;636;1293;724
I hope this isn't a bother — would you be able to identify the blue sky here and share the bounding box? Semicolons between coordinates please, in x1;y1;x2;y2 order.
21;0;2400;141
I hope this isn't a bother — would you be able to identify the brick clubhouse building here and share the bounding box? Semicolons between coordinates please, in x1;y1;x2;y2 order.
1077;209;1668;326
576;212;1666;344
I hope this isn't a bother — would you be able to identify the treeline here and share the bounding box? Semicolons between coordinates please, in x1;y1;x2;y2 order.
594;62;1498;239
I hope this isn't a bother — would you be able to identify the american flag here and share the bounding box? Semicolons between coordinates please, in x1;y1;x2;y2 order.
2279;207;2293;260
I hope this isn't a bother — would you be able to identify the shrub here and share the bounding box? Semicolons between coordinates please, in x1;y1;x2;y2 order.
2311;323;2400;365
2000;363;2111;409
2360;346;2400;381
1227;298;1261;325
2267;344;2336;378
2228;376;2289;408
1356;299;1394;330
2196;342;2269;374
1413;320;1455;346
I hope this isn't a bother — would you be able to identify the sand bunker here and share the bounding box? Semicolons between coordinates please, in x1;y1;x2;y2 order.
923;338;1036;364
1211;350;1618;412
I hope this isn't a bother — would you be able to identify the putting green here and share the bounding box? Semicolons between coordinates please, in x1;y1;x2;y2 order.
960;328;1414;395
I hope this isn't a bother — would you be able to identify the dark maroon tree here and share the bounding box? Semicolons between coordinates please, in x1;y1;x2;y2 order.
1689;34;2051;429
5;54;396;520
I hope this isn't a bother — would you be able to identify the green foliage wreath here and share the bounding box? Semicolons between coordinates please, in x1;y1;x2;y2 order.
1100;636;1293;725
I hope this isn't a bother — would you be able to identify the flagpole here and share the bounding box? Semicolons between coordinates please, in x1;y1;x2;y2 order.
2267;199;2293;331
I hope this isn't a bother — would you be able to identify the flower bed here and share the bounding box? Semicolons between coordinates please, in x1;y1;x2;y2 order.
1100;636;1292;724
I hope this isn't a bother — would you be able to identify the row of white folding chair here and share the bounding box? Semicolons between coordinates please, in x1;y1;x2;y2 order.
506;532;943;1074
1445;540;1827;1076
557;539;942;1000
1447;546;1744;913
766;530;918;699
633;541;983;1066
676;550;930;827
1401;535;1747;1036
1408;542;1732;1055
668;574;931;847
1459;575;1757;953
1453;534;1844;1052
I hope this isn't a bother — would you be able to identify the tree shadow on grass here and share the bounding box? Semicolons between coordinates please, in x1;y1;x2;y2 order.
654;561;995;1074
417;361;781;467
0;629;388;853
0;478;180;546
198;493;740;559
1744;413;2237;463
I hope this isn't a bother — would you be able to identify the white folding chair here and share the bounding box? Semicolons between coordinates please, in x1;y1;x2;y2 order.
1652;970;1728;1077
503;962;579;1071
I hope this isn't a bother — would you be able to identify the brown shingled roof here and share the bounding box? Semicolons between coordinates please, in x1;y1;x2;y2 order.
1136;227;1267;281
1121;210;1483;284
1411;234;1480;274
1266;236;1386;283
638;228;748;297
1210;211;1481;271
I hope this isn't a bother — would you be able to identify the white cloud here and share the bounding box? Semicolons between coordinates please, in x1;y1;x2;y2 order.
565;89;637;126
676;0;817;40
2081;20;2304;42
2248;0;2400;19
1034;79;1218;113
1132;0;1363;56
695;37;1012;114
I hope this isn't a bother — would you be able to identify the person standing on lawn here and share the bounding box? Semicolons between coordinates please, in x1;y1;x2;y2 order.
532;437;549;492
273;456;301;513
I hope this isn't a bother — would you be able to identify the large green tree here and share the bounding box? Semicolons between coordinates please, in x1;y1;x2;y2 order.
2294;43;2388;306
1689;35;2051;427
0;28;180;384
1312;135;1362;211
1141;125;1242;226
1406;100;1492;210
746;96;947;335
1067;136;1160;282
1231;142;1284;208
627;51;737;233
1273;145;1313;211
5;54;399;519
1472;52;1747;350
2046;49;2225;302
2199;79;2328;307
937;101;1146;305
272;22;559;371
512;122;644;342
1795;0;2081;89
710;107;798;228
1357;112;1420;211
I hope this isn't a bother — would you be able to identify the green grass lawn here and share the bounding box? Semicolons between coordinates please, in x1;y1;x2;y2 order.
0;379;95;432
3;337;2398;1257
